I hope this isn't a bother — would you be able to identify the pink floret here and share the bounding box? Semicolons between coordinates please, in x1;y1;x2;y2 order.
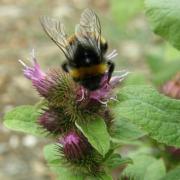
22;58;45;81
77;72;128;104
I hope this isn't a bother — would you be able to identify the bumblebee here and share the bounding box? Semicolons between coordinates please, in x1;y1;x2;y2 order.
40;9;115;91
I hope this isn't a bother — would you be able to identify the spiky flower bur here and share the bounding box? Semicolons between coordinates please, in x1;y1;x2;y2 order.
162;72;180;99
38;107;74;135
26;66;77;108
20;51;129;121
19;53;83;121
76;72;128;130
19;50;76;102
58;130;103;174
44;69;76;106
60;131;92;162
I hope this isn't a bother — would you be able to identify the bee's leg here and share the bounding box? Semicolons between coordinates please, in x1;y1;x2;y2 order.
61;62;69;73
107;61;114;82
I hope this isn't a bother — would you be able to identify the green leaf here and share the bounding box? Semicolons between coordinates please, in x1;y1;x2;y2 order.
99;173;113;180
43;144;60;169
145;0;180;50
86;173;113;180
164;43;180;61
110;138;143;147
3;105;45;137
122;155;166;180
75;116;110;156
123;72;148;86
113;116;146;141
44;144;85;180
113;85;180;147
145;159;166;180
161;166;180;180
146;53;180;85
127;146;155;157
152;60;180;85
105;153;132;169
122;155;156;180
146;53;165;74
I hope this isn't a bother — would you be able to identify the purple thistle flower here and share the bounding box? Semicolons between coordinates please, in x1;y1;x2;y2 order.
19;49;51;96
19;49;45;81
19;50;129;121
59;131;92;162
77;71;129;105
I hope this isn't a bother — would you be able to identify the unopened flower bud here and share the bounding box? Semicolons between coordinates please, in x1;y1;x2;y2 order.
59;131;92;162
38;108;71;134
167;146;180;157
162;72;180;99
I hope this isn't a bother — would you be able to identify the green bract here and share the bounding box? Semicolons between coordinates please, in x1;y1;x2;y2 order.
75;116;110;156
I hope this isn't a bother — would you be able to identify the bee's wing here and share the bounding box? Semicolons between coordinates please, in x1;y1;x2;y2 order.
40;16;74;60
75;9;101;54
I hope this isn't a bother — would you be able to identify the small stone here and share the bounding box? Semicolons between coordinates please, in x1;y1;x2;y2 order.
0;143;8;154
22;135;38;147
9;135;20;149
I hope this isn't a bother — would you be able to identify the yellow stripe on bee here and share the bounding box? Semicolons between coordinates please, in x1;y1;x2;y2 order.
67;34;107;46
100;36;106;44
69;64;107;79
67;35;76;45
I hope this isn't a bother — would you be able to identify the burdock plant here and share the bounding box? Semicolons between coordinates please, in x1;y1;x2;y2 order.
3;6;180;180
17;49;130;178
3;48;180;179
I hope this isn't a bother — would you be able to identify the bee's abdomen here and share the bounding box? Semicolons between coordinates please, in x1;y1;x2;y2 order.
69;63;107;79
80;74;103;90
